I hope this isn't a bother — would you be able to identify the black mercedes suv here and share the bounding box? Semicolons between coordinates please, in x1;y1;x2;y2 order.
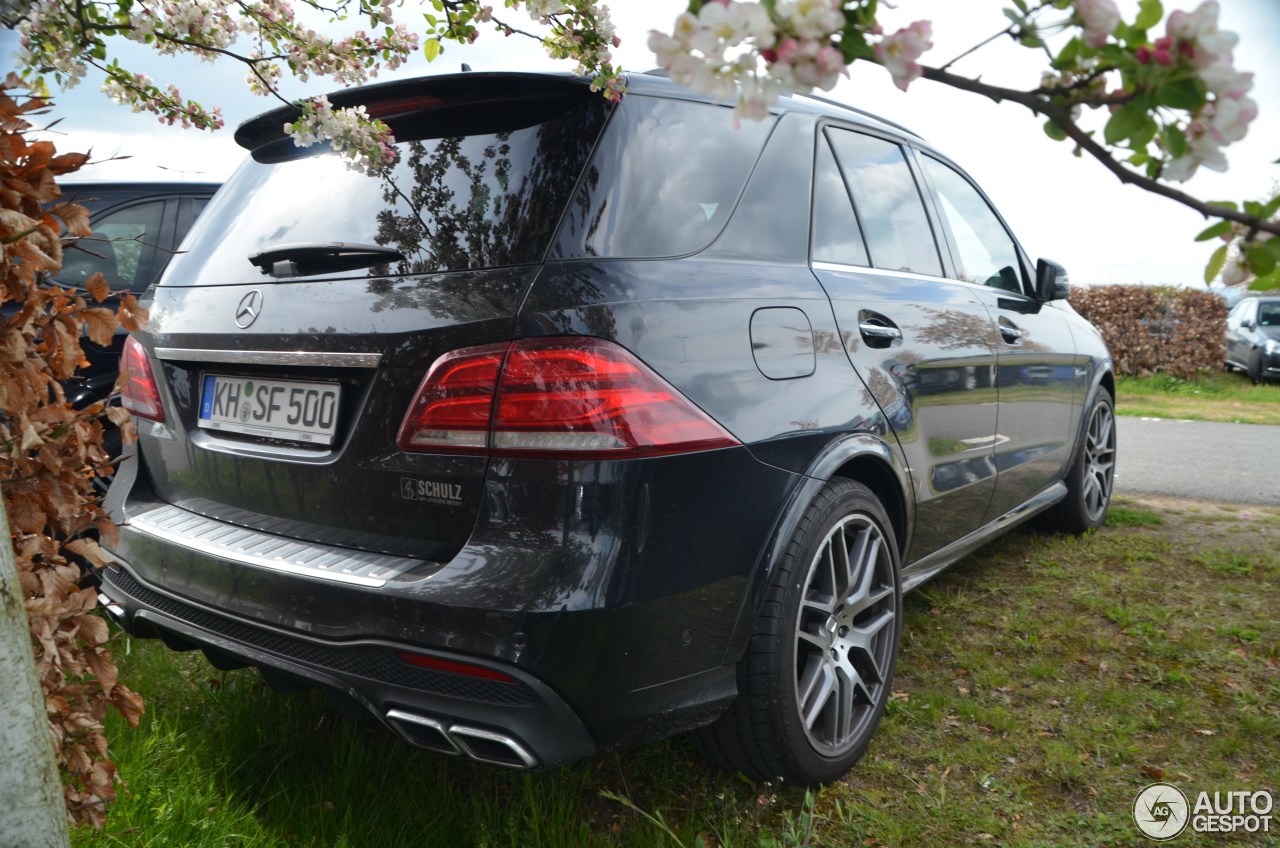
99;71;1115;786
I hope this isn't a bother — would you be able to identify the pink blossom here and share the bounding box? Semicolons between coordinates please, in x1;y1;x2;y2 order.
1074;0;1120;48
875;21;933;92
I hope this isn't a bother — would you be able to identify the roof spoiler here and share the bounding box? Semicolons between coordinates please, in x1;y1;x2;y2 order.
234;72;598;162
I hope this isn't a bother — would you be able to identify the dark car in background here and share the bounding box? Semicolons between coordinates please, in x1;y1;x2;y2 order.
98;71;1115;786
58;182;220;409
1225;295;1280;383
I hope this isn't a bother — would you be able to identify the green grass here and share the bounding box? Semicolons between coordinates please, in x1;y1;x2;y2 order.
77;498;1280;847
1116;372;1280;425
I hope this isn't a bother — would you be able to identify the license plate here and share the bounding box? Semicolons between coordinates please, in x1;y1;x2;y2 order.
198;374;341;445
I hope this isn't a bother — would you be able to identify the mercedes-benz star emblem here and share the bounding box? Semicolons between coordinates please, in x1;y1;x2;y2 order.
235;290;264;329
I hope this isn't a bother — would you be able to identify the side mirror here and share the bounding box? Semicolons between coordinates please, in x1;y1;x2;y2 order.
1035;258;1070;302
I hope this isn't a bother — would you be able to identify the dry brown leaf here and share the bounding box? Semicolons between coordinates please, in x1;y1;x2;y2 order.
117;293;149;332
81;307;118;346
83;270;110;302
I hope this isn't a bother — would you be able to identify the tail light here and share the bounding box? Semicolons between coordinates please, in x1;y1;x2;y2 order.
120;335;165;422
397;337;739;459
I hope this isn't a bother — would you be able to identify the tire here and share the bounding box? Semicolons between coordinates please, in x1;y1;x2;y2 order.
694;478;902;786
1041;390;1116;534
1247;350;1263;385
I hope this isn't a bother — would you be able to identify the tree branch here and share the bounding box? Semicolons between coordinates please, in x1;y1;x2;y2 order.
908;62;1280;237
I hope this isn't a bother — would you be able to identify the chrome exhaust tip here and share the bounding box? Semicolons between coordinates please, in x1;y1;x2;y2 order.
385;710;462;757
97;591;125;620
384;710;537;769
449;725;538;769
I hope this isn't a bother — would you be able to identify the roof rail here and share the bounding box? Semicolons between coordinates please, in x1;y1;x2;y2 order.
636;69;923;140
789;90;924;140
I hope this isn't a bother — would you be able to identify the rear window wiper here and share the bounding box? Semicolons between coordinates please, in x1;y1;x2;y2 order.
249;242;405;277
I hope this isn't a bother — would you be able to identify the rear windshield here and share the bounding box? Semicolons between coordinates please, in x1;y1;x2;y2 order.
163;98;609;285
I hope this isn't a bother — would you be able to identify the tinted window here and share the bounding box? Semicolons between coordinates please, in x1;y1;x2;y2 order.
922;156;1024;293
60;199;165;293
166;99;608;285
555;97;775;259
811;136;869;266
826;129;941;277
1260;301;1280;326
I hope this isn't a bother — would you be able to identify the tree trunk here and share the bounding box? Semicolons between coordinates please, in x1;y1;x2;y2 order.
0;490;71;847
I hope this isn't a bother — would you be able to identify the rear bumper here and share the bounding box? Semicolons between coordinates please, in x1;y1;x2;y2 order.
97;565;597;768
103;446;800;765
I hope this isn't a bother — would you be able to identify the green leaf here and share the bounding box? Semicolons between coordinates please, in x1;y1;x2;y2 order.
1021;33;1045;48
1003;8;1024;25
1043;120;1068;142
1247;245;1278;277
1195;220;1233;242
1262;195;1280;218
1205;244;1228;284
1156;77;1206;110
1244;200;1264;217
1013;0;1029;12
1104;101;1153;146
423;37;441;62
1130;118;1158;149
1162;125;1187;158
1136;0;1163;31
1248;273;1280;292
1264;238;1280;261
1053;38;1081;70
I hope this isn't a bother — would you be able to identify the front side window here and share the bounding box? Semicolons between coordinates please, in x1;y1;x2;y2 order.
60;200;165;292
1227;300;1249;328
1259;301;1280;326
922;155;1025;294
825;128;942;277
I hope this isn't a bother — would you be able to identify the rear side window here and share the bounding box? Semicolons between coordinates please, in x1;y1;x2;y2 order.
554;97;775;259
165;99;608;285
826;128;942;277
811;137;869;266
921;155;1025;293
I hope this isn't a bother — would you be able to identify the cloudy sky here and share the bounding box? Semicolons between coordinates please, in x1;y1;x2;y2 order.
3;0;1277;287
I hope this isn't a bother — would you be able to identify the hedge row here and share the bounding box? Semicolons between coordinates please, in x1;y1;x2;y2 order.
1067;285;1228;379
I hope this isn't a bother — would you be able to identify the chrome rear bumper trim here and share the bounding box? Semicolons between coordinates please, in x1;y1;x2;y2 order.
128;504;423;587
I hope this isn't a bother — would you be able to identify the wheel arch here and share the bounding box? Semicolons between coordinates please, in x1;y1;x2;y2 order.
722;433;912;666
828;453;909;562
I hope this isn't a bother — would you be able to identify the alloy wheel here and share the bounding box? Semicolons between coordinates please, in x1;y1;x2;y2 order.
1082;400;1116;524
793;514;897;757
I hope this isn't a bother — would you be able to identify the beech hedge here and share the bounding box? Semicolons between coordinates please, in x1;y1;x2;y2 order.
1068;284;1228;379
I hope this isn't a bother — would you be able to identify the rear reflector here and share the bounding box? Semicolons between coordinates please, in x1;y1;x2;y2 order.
397;337;739;459
120;335;165;422
395;651;516;683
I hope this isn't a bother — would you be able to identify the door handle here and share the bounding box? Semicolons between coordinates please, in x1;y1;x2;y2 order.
858;322;902;341
999;321;1025;343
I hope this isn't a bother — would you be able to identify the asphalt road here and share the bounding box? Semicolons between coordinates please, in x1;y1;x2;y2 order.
1114;416;1280;505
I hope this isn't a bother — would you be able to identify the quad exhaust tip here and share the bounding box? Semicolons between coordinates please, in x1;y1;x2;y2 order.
385;709;538;769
